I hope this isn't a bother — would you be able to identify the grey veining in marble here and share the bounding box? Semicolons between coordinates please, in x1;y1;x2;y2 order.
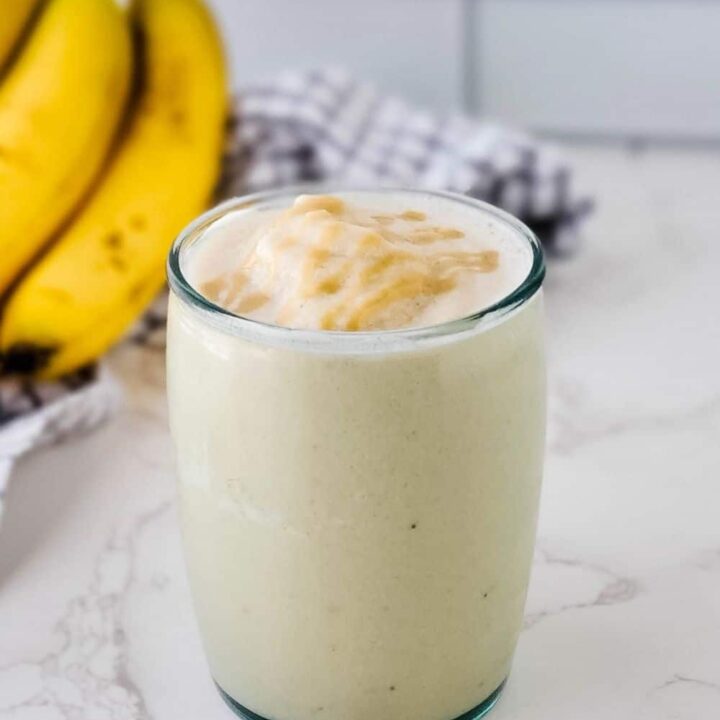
1;144;719;719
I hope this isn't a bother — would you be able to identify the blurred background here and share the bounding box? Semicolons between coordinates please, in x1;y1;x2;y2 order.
210;0;720;142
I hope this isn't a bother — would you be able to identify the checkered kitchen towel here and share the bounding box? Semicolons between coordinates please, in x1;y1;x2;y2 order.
0;69;591;512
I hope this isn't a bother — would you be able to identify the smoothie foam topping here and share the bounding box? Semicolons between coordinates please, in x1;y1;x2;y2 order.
187;193;531;331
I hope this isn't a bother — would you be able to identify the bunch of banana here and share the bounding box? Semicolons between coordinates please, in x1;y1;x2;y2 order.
0;0;227;379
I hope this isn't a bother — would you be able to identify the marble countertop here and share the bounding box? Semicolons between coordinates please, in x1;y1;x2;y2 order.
1;144;719;720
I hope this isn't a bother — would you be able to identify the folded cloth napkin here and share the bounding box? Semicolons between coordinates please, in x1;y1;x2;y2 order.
224;69;590;254
0;69;592;517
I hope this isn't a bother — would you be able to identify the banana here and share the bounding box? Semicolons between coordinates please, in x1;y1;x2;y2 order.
0;0;42;72
0;0;132;294
1;0;227;379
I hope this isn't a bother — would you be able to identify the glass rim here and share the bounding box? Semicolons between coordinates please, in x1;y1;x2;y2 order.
166;186;545;352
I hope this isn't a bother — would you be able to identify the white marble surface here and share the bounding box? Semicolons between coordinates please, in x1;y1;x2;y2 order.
1;144;719;719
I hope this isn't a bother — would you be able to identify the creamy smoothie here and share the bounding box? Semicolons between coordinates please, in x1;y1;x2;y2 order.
166;189;546;720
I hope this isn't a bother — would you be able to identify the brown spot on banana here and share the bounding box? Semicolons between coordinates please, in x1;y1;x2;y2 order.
170;109;186;128
128;277;153;302
129;215;146;231
108;254;127;272
41;287;74;304
104;232;123;248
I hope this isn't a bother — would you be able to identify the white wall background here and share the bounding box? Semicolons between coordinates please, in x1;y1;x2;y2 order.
476;0;720;140
205;0;465;110
206;0;720;141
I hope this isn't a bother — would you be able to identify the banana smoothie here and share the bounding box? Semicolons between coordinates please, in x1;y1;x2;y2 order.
167;189;546;720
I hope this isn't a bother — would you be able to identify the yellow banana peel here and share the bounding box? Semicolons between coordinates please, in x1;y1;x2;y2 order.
1;0;227;379
0;0;133;293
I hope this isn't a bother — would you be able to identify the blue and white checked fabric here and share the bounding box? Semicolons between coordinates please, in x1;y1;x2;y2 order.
0;69;592;515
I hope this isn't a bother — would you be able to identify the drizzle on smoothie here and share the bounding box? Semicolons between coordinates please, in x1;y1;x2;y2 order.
194;194;505;331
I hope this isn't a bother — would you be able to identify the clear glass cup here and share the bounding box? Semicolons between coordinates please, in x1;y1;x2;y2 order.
166;188;546;720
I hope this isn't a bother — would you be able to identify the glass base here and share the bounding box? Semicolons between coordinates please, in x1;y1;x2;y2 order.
216;678;506;720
